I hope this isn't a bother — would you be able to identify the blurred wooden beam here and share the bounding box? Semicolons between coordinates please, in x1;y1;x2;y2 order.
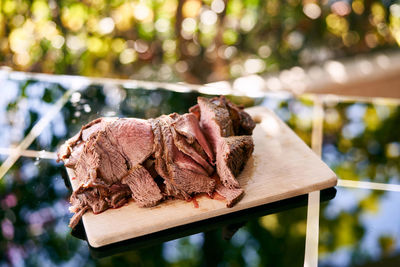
205;51;400;99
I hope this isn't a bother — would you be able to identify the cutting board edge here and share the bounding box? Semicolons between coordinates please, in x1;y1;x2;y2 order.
86;173;337;248
65;105;340;248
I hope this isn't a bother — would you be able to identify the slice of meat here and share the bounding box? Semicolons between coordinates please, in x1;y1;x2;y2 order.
188;104;200;120
68;181;131;228
92;131;130;184
168;165;215;195
149;119;171;181
226;101;255;135
197;97;234;152
92;197;109;214
216;136;254;189
57;117;116;163
109;183;131;208
74;138;101;186
193;96;255;136
219;96;256;135
81;118;109;141
159;116;198;199
222;136;254;177
163;180;190;200
196;97;255;189
191;140;208;160
69;206;89;228
105;118;154;168
171;113;214;162
67;119;156;226
121;165;163;207
174;149;209;176
215;183;244;208
64;142;84;168
150;118;190;199
197;97;237;187
171;127;214;175
158;116;216;198
69;186;109;228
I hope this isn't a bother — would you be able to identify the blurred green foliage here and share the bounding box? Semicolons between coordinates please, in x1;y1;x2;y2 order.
319;100;400;266
0;0;400;83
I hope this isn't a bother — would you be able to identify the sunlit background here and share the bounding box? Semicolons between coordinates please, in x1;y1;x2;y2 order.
2;1;400;266
0;0;400;83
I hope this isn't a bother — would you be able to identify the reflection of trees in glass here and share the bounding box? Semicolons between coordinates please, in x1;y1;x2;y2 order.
319;187;400;267
0;158;89;265
319;101;400;266
1;0;399;83
0;79;66;147
323;101;400;184
29;84;208;151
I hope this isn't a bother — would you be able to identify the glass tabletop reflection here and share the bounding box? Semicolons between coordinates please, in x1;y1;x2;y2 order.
1;72;400;266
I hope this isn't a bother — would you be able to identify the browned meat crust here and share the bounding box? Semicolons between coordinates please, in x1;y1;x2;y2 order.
58;96;255;228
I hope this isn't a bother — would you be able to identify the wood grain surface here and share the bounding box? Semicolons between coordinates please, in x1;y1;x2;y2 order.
67;106;337;247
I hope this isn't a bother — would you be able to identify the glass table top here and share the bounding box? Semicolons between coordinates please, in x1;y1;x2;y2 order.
1;71;400;266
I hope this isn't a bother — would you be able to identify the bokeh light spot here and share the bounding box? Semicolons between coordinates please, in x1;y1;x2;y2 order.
303;3;321;19
331;1;351;17
183;0;202;18
98;17;115;35
119;48;137;64
211;0;225;14
200;10;218;26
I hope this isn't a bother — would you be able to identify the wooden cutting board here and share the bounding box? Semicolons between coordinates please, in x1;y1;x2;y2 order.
67;106;337;248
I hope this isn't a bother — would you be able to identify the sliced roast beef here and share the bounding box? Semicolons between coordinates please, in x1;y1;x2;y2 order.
193;96;255;136
188;104;201;120
108;183;131;208
64;141;84;168
150;118;190;199
174;150;209;176
149;119;170;180
67;119;158;227
81;118;110;141
59;95;255;228
57;134;80;165
223;136;254;176
196;97;255;189
168;165;215;195
58;118;115;163
158;116;215;198
121;165;163;207
197;97;234;151
71;129;128;186
74;137;101;186
215;183;244;208
68;181;131;228
105;118;154;168
91;131;130;184
171;113;214;162
216;136;254;189
212;96;256;136
69;186;108;228
225;100;256;135
163;180;190;200
170;127;214;175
